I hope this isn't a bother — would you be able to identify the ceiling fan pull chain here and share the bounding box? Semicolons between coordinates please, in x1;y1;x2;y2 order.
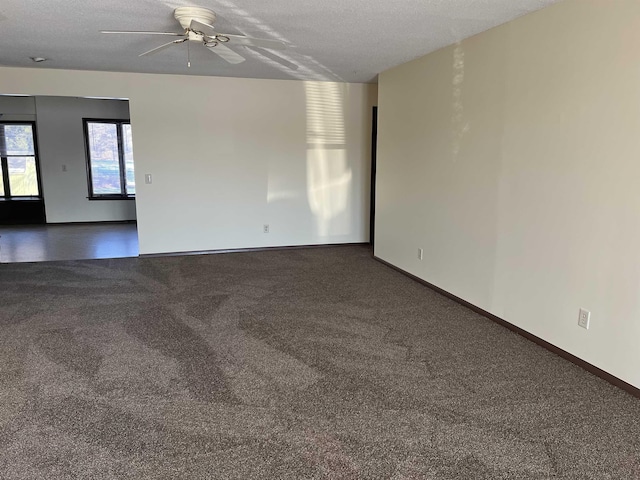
187;39;191;68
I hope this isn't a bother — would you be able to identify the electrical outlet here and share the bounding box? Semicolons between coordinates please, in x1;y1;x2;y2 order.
418;248;423;260
263;224;269;233
578;308;590;330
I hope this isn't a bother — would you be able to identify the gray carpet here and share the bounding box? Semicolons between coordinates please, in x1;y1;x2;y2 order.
0;245;638;479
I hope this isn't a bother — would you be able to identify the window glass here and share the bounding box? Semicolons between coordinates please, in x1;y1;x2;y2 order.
87;122;122;195
122;124;135;195
1;125;35;156
1;124;40;198
8;156;39;196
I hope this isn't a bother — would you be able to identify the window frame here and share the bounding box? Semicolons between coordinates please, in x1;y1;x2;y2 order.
0;121;43;200
83;118;135;200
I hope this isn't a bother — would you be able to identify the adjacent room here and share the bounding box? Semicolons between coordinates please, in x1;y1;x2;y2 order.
0;0;639;478
0;95;138;262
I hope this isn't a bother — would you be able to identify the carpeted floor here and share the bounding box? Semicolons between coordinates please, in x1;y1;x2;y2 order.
0;245;638;479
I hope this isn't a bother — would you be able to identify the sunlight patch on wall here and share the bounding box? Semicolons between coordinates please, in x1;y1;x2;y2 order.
305;82;351;236
452;42;470;160
306;82;346;146
266;179;298;204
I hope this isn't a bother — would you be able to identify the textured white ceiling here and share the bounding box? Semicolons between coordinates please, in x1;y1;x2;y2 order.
0;0;560;83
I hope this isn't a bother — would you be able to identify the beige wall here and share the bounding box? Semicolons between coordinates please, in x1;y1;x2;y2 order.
376;0;640;388
0;68;376;253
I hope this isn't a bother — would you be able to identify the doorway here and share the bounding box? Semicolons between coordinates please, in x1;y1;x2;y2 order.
0;95;139;262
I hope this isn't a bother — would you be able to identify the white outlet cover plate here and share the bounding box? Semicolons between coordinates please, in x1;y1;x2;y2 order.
578;308;590;330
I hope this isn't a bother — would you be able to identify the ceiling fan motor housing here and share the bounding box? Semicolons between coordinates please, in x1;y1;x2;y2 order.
174;6;217;30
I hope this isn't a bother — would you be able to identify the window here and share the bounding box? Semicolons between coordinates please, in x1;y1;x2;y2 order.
84;119;135;199
0;122;41;198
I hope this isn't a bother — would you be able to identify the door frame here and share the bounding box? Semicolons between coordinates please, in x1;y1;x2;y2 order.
369;106;378;247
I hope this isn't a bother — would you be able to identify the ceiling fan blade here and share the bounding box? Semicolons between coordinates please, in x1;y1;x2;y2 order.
206;43;246;64
101;30;185;36
246;46;299;71
189;19;216;36
139;38;187;57
219;33;287;50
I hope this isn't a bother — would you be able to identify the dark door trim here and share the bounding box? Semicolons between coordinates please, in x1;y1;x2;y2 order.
370;106;378;247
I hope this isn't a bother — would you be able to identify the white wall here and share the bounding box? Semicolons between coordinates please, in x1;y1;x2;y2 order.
0;95;136;223
376;0;640;388
0;69;376;253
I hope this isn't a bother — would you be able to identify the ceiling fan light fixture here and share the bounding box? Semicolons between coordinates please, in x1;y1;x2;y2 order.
216;35;230;43
174;6;217;30
30;56;47;63
204;41;218;48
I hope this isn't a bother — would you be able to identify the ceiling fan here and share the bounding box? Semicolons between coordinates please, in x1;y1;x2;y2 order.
101;6;289;67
